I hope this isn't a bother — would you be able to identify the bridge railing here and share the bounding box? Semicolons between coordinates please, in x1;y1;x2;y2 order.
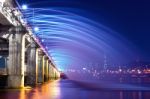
0;1;28;27
0;2;17;26
0;1;59;73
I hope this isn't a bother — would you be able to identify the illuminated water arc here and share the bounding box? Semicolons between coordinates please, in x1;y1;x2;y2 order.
49;52;91;68
34;24;122;53
29;14;131;52
39;33;130;60
39;33;109;50
49;48;103;60
40;37;110;58
22;8;138;74
27;13;123;43
48;49;104;62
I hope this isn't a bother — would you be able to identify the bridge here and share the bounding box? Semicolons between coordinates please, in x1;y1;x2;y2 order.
0;0;60;88
0;1;150;99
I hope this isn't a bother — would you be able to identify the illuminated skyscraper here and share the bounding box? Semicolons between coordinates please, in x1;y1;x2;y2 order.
104;54;107;70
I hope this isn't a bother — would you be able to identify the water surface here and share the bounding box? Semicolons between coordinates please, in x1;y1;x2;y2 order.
0;80;150;99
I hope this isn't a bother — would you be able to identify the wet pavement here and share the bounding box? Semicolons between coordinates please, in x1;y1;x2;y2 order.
0;79;150;99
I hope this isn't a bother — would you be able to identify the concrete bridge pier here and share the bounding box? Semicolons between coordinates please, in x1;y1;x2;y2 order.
7;27;26;88
47;62;51;80
52;67;56;80
26;41;38;86
44;57;49;82
49;63;53;80
38;52;45;84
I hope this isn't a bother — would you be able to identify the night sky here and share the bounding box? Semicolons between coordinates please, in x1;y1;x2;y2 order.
17;0;150;61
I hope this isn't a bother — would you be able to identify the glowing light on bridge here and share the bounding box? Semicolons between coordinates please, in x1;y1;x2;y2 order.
34;27;39;32
22;4;28;10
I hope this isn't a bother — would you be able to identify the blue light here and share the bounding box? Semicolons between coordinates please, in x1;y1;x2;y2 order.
41;39;44;42
58;68;63;71
34;27;39;32
83;68;86;70
22;4;28;10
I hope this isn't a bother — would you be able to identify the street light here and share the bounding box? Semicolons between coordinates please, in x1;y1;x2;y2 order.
22;4;28;10
34;27;39;32
41;39;44;42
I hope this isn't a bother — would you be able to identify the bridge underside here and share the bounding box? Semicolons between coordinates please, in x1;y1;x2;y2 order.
0;1;60;88
0;13;11;25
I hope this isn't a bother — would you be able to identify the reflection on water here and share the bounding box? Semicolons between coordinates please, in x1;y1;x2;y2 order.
0;80;61;99
81;91;150;99
84;91;150;99
0;80;150;99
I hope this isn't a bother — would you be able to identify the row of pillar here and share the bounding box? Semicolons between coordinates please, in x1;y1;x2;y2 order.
7;27;60;88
